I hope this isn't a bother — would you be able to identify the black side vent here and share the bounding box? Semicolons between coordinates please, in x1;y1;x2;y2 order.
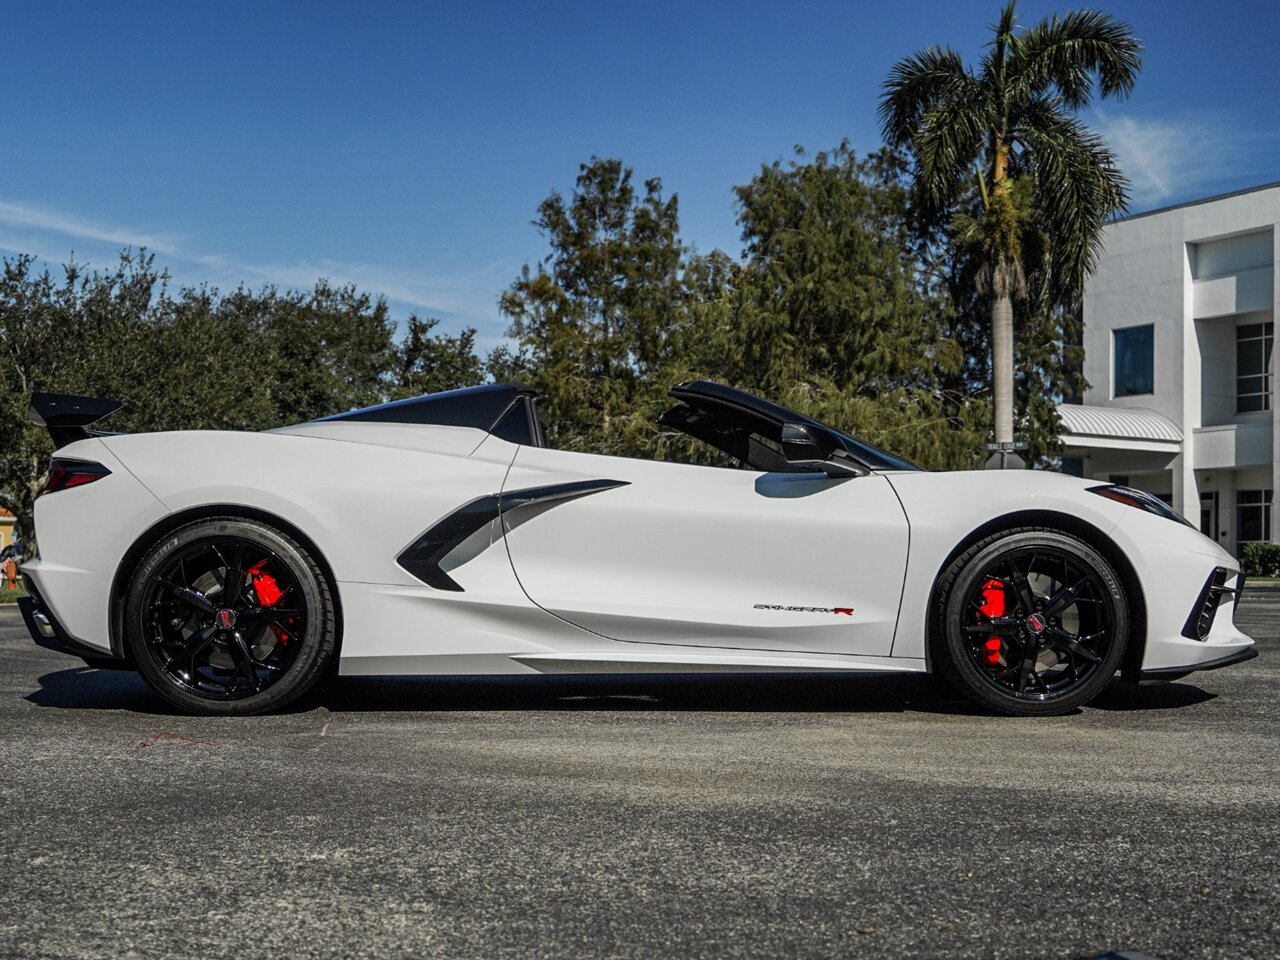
396;479;629;591
1181;567;1238;641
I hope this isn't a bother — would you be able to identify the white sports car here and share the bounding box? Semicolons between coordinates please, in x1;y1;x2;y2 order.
19;382;1257;716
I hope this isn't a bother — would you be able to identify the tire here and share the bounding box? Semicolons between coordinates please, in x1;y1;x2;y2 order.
933;527;1128;716
124;517;337;715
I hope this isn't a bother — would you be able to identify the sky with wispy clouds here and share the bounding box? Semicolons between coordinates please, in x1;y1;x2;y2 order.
2;0;1277;348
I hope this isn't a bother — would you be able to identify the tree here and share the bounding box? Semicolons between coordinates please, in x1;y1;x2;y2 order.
498;148;991;471
498;157;686;453
393;316;485;399
240;280;398;424
879;0;1140;445
706;144;988;469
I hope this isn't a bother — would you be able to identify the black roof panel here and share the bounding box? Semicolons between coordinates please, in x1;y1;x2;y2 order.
317;383;535;431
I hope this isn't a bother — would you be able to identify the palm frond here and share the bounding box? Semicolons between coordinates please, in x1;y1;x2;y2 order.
1010;9;1142;108
878;46;973;147
1015;99;1129;298
912;90;994;215
980;0;1021;86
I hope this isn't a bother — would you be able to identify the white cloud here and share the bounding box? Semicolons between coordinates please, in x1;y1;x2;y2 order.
0;200;515;344
0;201;183;255
1091;111;1279;209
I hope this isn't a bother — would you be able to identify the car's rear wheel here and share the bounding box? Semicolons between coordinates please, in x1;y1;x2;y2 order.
124;518;336;715
934;528;1128;716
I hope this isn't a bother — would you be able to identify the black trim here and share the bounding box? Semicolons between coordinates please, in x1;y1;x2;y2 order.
396;479;629;591
396;494;503;591
1138;646;1258;684
313;384;551;449
500;478;629;511
1181;567;1237;640
666;381;920;473
316;383;534;430
17;594;128;669
30;392;125;449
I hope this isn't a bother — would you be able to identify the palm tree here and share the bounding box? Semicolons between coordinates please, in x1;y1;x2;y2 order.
879;1;1141;446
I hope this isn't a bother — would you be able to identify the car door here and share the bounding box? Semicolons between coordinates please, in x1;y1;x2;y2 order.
499;446;910;657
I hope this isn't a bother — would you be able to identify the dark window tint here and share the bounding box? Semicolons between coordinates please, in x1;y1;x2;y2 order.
1237;321;1274;413
1236;488;1273;556
1114;325;1154;397
490;401;534;446
319;384;520;430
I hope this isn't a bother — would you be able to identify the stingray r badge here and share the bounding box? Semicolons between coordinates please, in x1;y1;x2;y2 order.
754;604;855;615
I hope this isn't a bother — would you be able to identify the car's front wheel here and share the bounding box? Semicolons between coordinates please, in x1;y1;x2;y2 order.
124;517;336;715
934;528;1129;716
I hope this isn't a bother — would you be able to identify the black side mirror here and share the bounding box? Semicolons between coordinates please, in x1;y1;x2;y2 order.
781;422;835;462
780;422;863;476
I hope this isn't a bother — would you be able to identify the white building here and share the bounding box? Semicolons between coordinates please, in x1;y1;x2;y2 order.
1060;182;1278;556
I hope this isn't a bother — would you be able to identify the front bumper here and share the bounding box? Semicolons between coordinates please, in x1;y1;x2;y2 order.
17;576;128;670
1138;645;1259;684
1130;564;1257;683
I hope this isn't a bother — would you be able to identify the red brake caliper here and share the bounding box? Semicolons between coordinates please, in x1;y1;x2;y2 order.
978;578;1006;664
248;561;288;644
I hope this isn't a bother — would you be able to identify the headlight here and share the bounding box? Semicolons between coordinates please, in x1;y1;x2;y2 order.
1088;484;1193;527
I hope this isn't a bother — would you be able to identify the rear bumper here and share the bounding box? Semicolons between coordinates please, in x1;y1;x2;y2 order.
17;578;128;669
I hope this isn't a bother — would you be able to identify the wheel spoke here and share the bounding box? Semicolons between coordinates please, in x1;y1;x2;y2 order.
1007;558;1039;614
1016;637;1040;693
1045;627;1103;663
239;606;303;627
1043;577;1090;618
227;632;262;692
223;543;247;607
158;580;217;615
965;616;1023;637
176;625;217;663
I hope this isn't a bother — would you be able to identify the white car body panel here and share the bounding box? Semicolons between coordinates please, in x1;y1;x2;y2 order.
500;445;909;656
27;438;169;651
20;384;1255;689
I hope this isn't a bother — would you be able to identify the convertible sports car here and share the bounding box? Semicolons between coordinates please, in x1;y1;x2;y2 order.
19;382;1256;716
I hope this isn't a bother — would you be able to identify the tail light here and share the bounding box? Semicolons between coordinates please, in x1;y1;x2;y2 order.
43;458;111;494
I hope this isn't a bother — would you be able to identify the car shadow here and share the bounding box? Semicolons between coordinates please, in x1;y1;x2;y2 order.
24;666;1215;717
1086;680;1218;710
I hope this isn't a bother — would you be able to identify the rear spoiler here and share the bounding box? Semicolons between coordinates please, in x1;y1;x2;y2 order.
30;392;125;449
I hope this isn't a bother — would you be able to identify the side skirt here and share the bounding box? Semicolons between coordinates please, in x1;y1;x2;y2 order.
340;649;928;677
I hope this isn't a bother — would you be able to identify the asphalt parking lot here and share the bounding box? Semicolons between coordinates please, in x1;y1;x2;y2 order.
1;589;1277;960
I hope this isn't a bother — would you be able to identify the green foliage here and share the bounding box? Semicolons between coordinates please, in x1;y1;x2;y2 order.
497;157;686;454
393;316;485;400
0;252;485;546
497;148;989;471
1243;541;1280;580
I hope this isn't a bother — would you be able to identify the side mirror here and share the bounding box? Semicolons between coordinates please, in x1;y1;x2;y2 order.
780;422;863;477
781;422;836;463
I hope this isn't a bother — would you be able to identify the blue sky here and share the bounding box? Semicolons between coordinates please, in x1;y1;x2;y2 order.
2;0;1277;349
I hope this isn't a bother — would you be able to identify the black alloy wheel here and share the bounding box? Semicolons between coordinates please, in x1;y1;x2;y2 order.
125;518;336;715
935;528;1128;716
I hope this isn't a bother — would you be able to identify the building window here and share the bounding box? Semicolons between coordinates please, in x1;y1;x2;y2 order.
1237;489;1273;555
1237;321;1274;413
1114;324;1154;396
